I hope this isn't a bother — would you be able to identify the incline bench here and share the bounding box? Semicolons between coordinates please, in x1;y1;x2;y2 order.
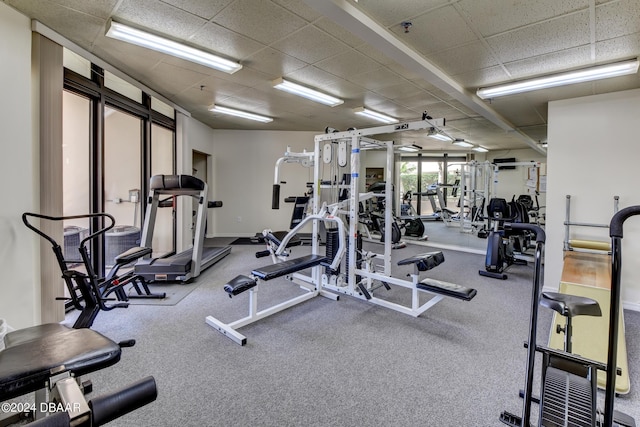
206;254;337;345
0;324;157;426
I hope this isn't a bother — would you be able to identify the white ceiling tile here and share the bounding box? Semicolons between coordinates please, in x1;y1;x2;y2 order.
314;17;367;48
145;61;210;96
324;79;368;100
243;48;307;79
595;33;640;62
429;41;499;76
158;0;233;20
272;26;350;64
502;45;592;80
212;0;307;44
189;22;264;61
595;0;640;41
316;51;383;80
375;81;423;100
487;10;590;64
394;91;444;111
457;0;589;37
4;0;106;48
115;0;208;39
354;0;451;27
388;5;478;55
285;65;353;91
452;65;511;89
3;0;117;20
347;67;405;91
271;0;324;21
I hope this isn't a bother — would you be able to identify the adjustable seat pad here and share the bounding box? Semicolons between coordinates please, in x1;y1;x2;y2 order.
540;292;602;318
114;246;152;265
417;279;477;301
0;325;121;401
397;252;445;271
252;254;328;281
224;275;257;296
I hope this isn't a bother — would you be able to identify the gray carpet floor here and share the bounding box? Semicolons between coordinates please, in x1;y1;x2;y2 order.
60;241;639;426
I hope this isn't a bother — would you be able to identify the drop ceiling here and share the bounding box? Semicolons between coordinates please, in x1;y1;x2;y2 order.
4;0;640;154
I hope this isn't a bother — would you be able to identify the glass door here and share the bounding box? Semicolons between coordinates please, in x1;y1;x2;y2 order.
103;105;143;268
150;123;175;256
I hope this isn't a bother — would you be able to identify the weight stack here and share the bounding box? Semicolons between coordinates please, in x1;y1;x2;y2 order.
345;232;362;283
325;229;341;274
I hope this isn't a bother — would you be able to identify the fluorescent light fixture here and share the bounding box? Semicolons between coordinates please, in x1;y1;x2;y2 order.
209;105;273;123
477;59;639;99
472;146;488;153
453;139;474;148
106;20;242;74
353;107;399;124
272;78;343;107
396;144;422;153
428;132;452;142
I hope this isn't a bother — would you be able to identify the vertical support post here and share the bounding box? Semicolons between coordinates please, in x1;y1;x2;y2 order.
564;195;571;251
348;135;360;290
140;189;159;250
383;140;393;274
191;183;208;277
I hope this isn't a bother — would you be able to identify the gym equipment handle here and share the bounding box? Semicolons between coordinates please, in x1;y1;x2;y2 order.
610;205;640;238
504;223;546;243
27;411;71;427
255;250;271;258
272;184;280;209
89;376;157;426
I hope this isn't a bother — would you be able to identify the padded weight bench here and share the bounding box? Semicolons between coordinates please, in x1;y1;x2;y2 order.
352;251;477;318
207;254;337;345
0;324;157;426
398;251;477;301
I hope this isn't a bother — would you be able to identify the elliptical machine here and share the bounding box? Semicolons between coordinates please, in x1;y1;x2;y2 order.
478;198;528;280
500;211;638;427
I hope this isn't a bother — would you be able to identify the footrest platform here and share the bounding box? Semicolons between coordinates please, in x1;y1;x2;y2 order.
224;275;257;297
417;278;477;301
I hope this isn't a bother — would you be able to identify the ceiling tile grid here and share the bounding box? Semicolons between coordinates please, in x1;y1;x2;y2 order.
158;0;233;20
116;0;208;40
486;10;592;65
211;0;307;45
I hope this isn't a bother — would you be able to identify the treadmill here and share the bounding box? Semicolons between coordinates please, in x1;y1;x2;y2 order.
135;174;231;282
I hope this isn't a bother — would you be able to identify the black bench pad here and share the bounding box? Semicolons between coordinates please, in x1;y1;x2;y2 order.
540;292;602;318
264;231;302;248
397;251;444;271
417;279;477;301
0;325;121;401
224;275;257;296
115;246;152;265
252;254;328;281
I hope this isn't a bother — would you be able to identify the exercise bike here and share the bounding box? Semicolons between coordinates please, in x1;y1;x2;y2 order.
500;214;637;427
478;198;531;280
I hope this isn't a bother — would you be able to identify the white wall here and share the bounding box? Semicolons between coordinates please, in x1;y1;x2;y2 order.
212;129;316;236
0;3;39;329
547;89;640;309
486;148;547;206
